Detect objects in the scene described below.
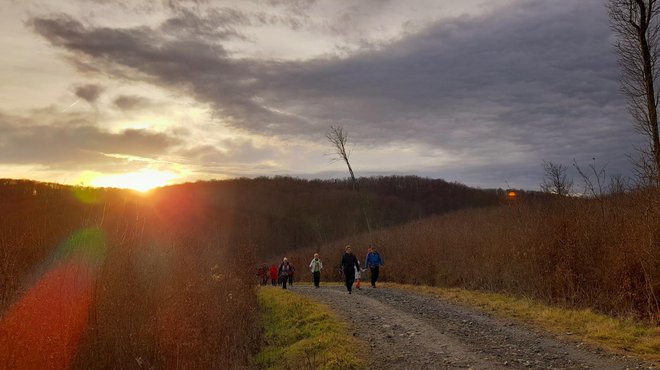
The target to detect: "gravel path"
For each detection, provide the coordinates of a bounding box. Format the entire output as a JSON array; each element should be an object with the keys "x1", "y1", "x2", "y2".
[{"x1": 290, "y1": 284, "x2": 656, "y2": 370}]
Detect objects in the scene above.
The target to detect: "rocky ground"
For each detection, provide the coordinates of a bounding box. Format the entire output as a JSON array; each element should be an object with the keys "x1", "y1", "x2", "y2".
[{"x1": 291, "y1": 284, "x2": 657, "y2": 370}]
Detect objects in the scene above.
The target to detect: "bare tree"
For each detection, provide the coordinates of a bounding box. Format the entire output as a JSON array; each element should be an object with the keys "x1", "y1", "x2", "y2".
[
  {"x1": 608, "y1": 0, "x2": 660, "y2": 182},
  {"x1": 573, "y1": 158, "x2": 609, "y2": 219},
  {"x1": 326, "y1": 125, "x2": 372, "y2": 233},
  {"x1": 540, "y1": 160, "x2": 573, "y2": 196},
  {"x1": 573, "y1": 158, "x2": 608, "y2": 198},
  {"x1": 608, "y1": 173, "x2": 630, "y2": 194},
  {"x1": 326, "y1": 125, "x2": 359, "y2": 190}
]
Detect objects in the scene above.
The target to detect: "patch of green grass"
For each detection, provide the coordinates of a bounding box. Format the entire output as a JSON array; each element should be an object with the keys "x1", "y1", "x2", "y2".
[
  {"x1": 253, "y1": 287, "x2": 366, "y2": 370},
  {"x1": 391, "y1": 283, "x2": 660, "y2": 361}
]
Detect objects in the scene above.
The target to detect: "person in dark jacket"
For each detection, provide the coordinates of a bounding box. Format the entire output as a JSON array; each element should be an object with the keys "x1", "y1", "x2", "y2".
[
  {"x1": 287, "y1": 263, "x2": 296, "y2": 286},
  {"x1": 257, "y1": 266, "x2": 266, "y2": 286},
  {"x1": 340, "y1": 245, "x2": 361, "y2": 294},
  {"x1": 278, "y1": 257, "x2": 292, "y2": 289},
  {"x1": 261, "y1": 264, "x2": 269, "y2": 286},
  {"x1": 365, "y1": 245, "x2": 384, "y2": 288}
]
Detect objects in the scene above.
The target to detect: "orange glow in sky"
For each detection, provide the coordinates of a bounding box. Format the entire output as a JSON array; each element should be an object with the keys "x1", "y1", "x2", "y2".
[{"x1": 90, "y1": 169, "x2": 178, "y2": 192}]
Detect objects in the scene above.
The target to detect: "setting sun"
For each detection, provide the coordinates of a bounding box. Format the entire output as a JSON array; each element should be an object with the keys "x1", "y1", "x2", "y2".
[{"x1": 90, "y1": 169, "x2": 177, "y2": 192}]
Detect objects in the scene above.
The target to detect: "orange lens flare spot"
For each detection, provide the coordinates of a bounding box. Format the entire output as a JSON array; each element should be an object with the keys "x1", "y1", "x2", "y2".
[
  {"x1": 0, "y1": 227, "x2": 106, "y2": 369},
  {"x1": 0, "y1": 261, "x2": 94, "y2": 370},
  {"x1": 507, "y1": 191, "x2": 517, "y2": 198}
]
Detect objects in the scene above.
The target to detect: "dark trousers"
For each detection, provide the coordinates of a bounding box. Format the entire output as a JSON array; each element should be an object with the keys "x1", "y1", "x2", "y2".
[
  {"x1": 280, "y1": 276, "x2": 287, "y2": 289},
  {"x1": 312, "y1": 271, "x2": 321, "y2": 287},
  {"x1": 288, "y1": 274, "x2": 293, "y2": 285},
  {"x1": 271, "y1": 278, "x2": 277, "y2": 286},
  {"x1": 344, "y1": 271, "x2": 355, "y2": 292},
  {"x1": 370, "y1": 266, "x2": 380, "y2": 287}
]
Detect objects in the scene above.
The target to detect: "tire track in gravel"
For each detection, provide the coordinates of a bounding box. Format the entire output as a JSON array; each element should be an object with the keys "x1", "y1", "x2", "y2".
[{"x1": 291, "y1": 285, "x2": 656, "y2": 370}]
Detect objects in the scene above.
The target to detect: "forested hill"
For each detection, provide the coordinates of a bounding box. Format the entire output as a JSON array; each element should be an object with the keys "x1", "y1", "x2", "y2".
[
  {"x1": 148, "y1": 176, "x2": 503, "y2": 256},
  {"x1": 0, "y1": 176, "x2": 505, "y2": 257}
]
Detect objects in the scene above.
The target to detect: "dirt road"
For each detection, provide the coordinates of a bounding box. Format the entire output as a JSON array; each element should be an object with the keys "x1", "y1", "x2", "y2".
[{"x1": 292, "y1": 285, "x2": 655, "y2": 370}]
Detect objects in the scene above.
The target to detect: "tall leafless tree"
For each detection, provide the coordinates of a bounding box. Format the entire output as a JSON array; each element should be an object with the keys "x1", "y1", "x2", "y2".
[
  {"x1": 326, "y1": 125, "x2": 359, "y2": 190},
  {"x1": 326, "y1": 125, "x2": 372, "y2": 233},
  {"x1": 540, "y1": 160, "x2": 573, "y2": 196},
  {"x1": 608, "y1": 0, "x2": 660, "y2": 183}
]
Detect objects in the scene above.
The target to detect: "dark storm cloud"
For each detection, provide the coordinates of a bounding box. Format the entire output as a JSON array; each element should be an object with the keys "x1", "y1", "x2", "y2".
[
  {"x1": 30, "y1": 14, "x2": 281, "y2": 128},
  {"x1": 113, "y1": 94, "x2": 153, "y2": 110},
  {"x1": 0, "y1": 110, "x2": 181, "y2": 167},
  {"x1": 30, "y1": 0, "x2": 644, "y2": 187},
  {"x1": 74, "y1": 83, "x2": 104, "y2": 103}
]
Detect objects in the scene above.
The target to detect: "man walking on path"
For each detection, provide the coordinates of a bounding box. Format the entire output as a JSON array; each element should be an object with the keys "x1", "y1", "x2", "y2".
[
  {"x1": 287, "y1": 263, "x2": 295, "y2": 286},
  {"x1": 365, "y1": 245, "x2": 384, "y2": 288},
  {"x1": 340, "y1": 245, "x2": 361, "y2": 294},
  {"x1": 309, "y1": 253, "x2": 323, "y2": 288}
]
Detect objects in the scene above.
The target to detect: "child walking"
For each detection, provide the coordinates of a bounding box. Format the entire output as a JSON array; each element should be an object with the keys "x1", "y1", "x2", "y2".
[{"x1": 355, "y1": 265, "x2": 363, "y2": 290}]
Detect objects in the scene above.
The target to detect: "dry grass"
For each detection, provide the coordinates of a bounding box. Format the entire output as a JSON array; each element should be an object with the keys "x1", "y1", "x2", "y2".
[
  {"x1": 254, "y1": 287, "x2": 366, "y2": 370},
  {"x1": 0, "y1": 183, "x2": 260, "y2": 368},
  {"x1": 292, "y1": 190, "x2": 660, "y2": 324},
  {"x1": 392, "y1": 283, "x2": 660, "y2": 360}
]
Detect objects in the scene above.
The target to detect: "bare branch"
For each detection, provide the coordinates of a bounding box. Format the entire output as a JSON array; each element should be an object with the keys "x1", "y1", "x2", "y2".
[{"x1": 540, "y1": 160, "x2": 574, "y2": 196}]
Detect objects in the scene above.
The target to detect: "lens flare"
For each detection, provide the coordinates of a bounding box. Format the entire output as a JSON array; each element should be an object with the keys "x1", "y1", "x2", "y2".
[
  {"x1": 72, "y1": 186, "x2": 103, "y2": 204},
  {"x1": 0, "y1": 227, "x2": 106, "y2": 370}
]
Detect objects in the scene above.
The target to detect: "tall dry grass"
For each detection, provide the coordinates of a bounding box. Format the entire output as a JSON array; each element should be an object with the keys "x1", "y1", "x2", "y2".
[
  {"x1": 0, "y1": 181, "x2": 260, "y2": 369},
  {"x1": 296, "y1": 190, "x2": 660, "y2": 321}
]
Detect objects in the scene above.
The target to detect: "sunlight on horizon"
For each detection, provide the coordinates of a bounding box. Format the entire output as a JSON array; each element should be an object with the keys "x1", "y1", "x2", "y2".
[{"x1": 90, "y1": 169, "x2": 178, "y2": 192}]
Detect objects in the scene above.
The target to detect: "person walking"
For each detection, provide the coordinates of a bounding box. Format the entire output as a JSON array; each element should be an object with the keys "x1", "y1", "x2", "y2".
[
  {"x1": 287, "y1": 263, "x2": 296, "y2": 286},
  {"x1": 269, "y1": 264, "x2": 278, "y2": 286},
  {"x1": 261, "y1": 264, "x2": 269, "y2": 286},
  {"x1": 278, "y1": 258, "x2": 292, "y2": 289},
  {"x1": 365, "y1": 245, "x2": 384, "y2": 288},
  {"x1": 308, "y1": 253, "x2": 323, "y2": 288},
  {"x1": 340, "y1": 245, "x2": 361, "y2": 294},
  {"x1": 355, "y1": 264, "x2": 363, "y2": 290}
]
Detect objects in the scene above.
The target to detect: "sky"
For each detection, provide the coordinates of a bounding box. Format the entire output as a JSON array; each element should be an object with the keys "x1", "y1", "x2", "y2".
[{"x1": 0, "y1": 0, "x2": 644, "y2": 190}]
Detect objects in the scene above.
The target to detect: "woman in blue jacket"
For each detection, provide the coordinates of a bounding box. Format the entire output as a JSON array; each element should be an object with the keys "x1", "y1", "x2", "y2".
[{"x1": 365, "y1": 245, "x2": 384, "y2": 288}]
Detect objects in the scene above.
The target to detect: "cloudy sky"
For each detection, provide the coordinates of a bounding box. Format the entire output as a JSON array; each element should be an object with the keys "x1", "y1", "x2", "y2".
[{"x1": 0, "y1": 0, "x2": 643, "y2": 190}]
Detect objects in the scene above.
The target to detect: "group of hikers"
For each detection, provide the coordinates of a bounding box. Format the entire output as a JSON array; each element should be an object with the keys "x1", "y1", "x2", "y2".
[
  {"x1": 257, "y1": 260, "x2": 296, "y2": 289},
  {"x1": 256, "y1": 244, "x2": 385, "y2": 294}
]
